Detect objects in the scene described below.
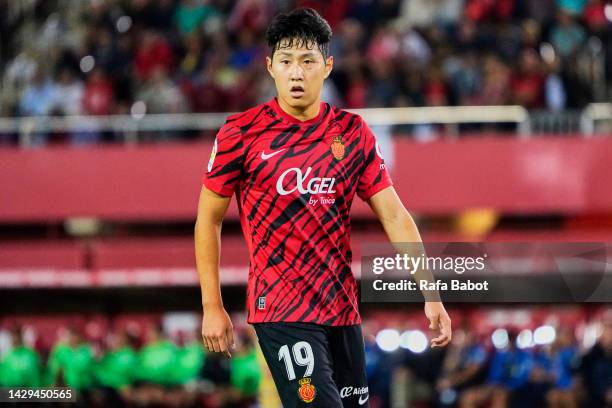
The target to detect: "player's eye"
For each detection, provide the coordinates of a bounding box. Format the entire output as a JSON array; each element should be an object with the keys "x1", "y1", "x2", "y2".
[
  {"x1": 281, "y1": 60, "x2": 290, "y2": 65},
  {"x1": 303, "y1": 60, "x2": 312, "y2": 64}
]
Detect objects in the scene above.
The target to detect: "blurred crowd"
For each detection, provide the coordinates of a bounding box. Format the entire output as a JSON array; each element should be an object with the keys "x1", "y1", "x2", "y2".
[
  {"x1": 0, "y1": 0, "x2": 611, "y2": 125},
  {"x1": 363, "y1": 315, "x2": 612, "y2": 408},
  {"x1": 1, "y1": 312, "x2": 611, "y2": 408},
  {"x1": 0, "y1": 323, "x2": 262, "y2": 408}
]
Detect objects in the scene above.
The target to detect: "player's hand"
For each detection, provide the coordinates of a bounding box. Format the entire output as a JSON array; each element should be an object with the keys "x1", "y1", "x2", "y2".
[
  {"x1": 202, "y1": 304, "x2": 234, "y2": 358},
  {"x1": 425, "y1": 301, "x2": 452, "y2": 348}
]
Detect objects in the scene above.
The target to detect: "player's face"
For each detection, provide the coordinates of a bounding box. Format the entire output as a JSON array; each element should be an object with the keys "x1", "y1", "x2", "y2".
[{"x1": 267, "y1": 39, "x2": 333, "y2": 114}]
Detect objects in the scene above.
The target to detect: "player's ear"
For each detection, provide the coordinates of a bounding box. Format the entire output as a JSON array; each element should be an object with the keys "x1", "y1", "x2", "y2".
[
  {"x1": 324, "y1": 55, "x2": 333, "y2": 79},
  {"x1": 266, "y1": 56, "x2": 275, "y2": 79}
]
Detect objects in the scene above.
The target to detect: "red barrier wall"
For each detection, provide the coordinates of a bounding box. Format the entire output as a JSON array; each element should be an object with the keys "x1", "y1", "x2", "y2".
[
  {"x1": 2, "y1": 136, "x2": 612, "y2": 222},
  {"x1": 394, "y1": 137, "x2": 612, "y2": 213}
]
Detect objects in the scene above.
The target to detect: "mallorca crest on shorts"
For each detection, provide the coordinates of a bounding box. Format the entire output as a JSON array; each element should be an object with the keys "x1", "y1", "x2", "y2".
[
  {"x1": 331, "y1": 135, "x2": 345, "y2": 160},
  {"x1": 297, "y1": 377, "x2": 316, "y2": 403}
]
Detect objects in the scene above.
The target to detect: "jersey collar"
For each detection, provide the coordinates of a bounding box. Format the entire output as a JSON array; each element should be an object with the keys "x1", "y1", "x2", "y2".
[{"x1": 271, "y1": 97, "x2": 326, "y2": 125}]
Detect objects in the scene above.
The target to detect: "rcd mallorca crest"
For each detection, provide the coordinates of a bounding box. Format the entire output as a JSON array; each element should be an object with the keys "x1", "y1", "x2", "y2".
[
  {"x1": 297, "y1": 377, "x2": 316, "y2": 403},
  {"x1": 330, "y1": 136, "x2": 345, "y2": 160}
]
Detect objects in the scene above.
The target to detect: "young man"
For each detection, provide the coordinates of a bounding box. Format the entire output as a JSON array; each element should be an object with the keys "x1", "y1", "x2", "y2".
[{"x1": 196, "y1": 8, "x2": 451, "y2": 407}]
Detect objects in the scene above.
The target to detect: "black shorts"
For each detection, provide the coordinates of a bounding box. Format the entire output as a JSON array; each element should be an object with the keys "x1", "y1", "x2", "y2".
[{"x1": 253, "y1": 322, "x2": 369, "y2": 408}]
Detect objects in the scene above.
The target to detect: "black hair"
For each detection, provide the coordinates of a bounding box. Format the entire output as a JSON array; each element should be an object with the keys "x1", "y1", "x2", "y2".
[{"x1": 265, "y1": 8, "x2": 332, "y2": 59}]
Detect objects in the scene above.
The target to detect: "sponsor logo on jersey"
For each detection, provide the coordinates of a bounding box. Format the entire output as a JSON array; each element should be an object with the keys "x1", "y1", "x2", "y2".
[
  {"x1": 331, "y1": 136, "x2": 345, "y2": 160},
  {"x1": 276, "y1": 167, "x2": 336, "y2": 196},
  {"x1": 257, "y1": 296, "x2": 266, "y2": 310},
  {"x1": 207, "y1": 138, "x2": 218, "y2": 172},
  {"x1": 297, "y1": 378, "x2": 316, "y2": 403}
]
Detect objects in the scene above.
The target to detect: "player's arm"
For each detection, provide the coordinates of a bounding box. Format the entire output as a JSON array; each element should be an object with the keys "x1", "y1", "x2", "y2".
[
  {"x1": 195, "y1": 185, "x2": 235, "y2": 357},
  {"x1": 367, "y1": 186, "x2": 452, "y2": 347}
]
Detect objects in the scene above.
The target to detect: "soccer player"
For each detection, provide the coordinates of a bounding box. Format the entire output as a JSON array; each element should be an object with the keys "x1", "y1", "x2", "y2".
[{"x1": 195, "y1": 8, "x2": 452, "y2": 407}]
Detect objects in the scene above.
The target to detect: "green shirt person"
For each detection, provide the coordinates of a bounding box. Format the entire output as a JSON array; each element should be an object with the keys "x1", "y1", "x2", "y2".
[
  {"x1": 230, "y1": 346, "x2": 261, "y2": 397},
  {"x1": 173, "y1": 339, "x2": 205, "y2": 385},
  {"x1": 136, "y1": 325, "x2": 179, "y2": 386},
  {"x1": 95, "y1": 331, "x2": 138, "y2": 390},
  {"x1": 0, "y1": 327, "x2": 41, "y2": 387},
  {"x1": 174, "y1": 1, "x2": 217, "y2": 35},
  {"x1": 46, "y1": 327, "x2": 95, "y2": 390}
]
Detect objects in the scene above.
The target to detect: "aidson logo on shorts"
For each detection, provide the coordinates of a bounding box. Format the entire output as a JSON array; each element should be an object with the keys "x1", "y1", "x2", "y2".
[{"x1": 340, "y1": 386, "x2": 369, "y2": 405}]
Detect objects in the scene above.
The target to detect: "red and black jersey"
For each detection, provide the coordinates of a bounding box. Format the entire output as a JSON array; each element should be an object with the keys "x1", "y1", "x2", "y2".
[{"x1": 202, "y1": 98, "x2": 392, "y2": 326}]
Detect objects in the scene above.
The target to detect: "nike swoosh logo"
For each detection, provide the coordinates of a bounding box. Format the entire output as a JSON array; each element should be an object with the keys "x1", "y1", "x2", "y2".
[
  {"x1": 261, "y1": 149, "x2": 286, "y2": 160},
  {"x1": 358, "y1": 394, "x2": 369, "y2": 405}
]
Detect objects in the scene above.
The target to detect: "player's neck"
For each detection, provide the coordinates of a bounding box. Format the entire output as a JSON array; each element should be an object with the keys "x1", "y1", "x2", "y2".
[{"x1": 277, "y1": 96, "x2": 321, "y2": 122}]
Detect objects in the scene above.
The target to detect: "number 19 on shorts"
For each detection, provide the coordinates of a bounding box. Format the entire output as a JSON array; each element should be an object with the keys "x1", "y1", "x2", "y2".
[{"x1": 278, "y1": 341, "x2": 314, "y2": 380}]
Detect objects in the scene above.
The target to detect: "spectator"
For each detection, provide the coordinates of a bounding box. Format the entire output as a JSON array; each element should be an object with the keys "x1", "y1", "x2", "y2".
[
  {"x1": 583, "y1": 0, "x2": 608, "y2": 34},
  {"x1": 178, "y1": 33, "x2": 206, "y2": 79},
  {"x1": 329, "y1": 18, "x2": 366, "y2": 60},
  {"x1": 510, "y1": 48, "x2": 545, "y2": 109},
  {"x1": 397, "y1": 0, "x2": 464, "y2": 28},
  {"x1": 465, "y1": 0, "x2": 516, "y2": 22},
  {"x1": 397, "y1": 27, "x2": 431, "y2": 69},
  {"x1": 344, "y1": 66, "x2": 369, "y2": 109},
  {"x1": 95, "y1": 330, "x2": 138, "y2": 392},
  {"x1": 174, "y1": 0, "x2": 218, "y2": 36},
  {"x1": 398, "y1": 66, "x2": 426, "y2": 107},
  {"x1": 437, "y1": 329, "x2": 488, "y2": 407},
  {"x1": 544, "y1": 54, "x2": 567, "y2": 111},
  {"x1": 424, "y1": 65, "x2": 450, "y2": 106},
  {"x1": 366, "y1": 60, "x2": 398, "y2": 107},
  {"x1": 135, "y1": 324, "x2": 179, "y2": 386},
  {"x1": 229, "y1": 29, "x2": 264, "y2": 70},
  {"x1": 297, "y1": 0, "x2": 351, "y2": 29},
  {"x1": 546, "y1": 327, "x2": 579, "y2": 408},
  {"x1": 47, "y1": 326, "x2": 96, "y2": 394},
  {"x1": 550, "y1": 9, "x2": 586, "y2": 59},
  {"x1": 227, "y1": 0, "x2": 272, "y2": 33},
  {"x1": 0, "y1": 326, "x2": 41, "y2": 387},
  {"x1": 19, "y1": 68, "x2": 57, "y2": 116},
  {"x1": 581, "y1": 316, "x2": 612, "y2": 407},
  {"x1": 460, "y1": 330, "x2": 533, "y2": 408},
  {"x1": 134, "y1": 30, "x2": 175, "y2": 82},
  {"x1": 189, "y1": 65, "x2": 230, "y2": 113},
  {"x1": 82, "y1": 68, "x2": 115, "y2": 116},
  {"x1": 477, "y1": 54, "x2": 511, "y2": 106},
  {"x1": 363, "y1": 322, "x2": 393, "y2": 407},
  {"x1": 173, "y1": 328, "x2": 206, "y2": 385},
  {"x1": 94, "y1": 330, "x2": 139, "y2": 407},
  {"x1": 3, "y1": 49, "x2": 38, "y2": 105},
  {"x1": 446, "y1": 51, "x2": 481, "y2": 106},
  {"x1": 523, "y1": 0, "x2": 557, "y2": 23},
  {"x1": 52, "y1": 67, "x2": 84, "y2": 116},
  {"x1": 367, "y1": 25, "x2": 401, "y2": 64},
  {"x1": 557, "y1": 0, "x2": 588, "y2": 15},
  {"x1": 136, "y1": 67, "x2": 188, "y2": 114},
  {"x1": 229, "y1": 328, "x2": 261, "y2": 404}
]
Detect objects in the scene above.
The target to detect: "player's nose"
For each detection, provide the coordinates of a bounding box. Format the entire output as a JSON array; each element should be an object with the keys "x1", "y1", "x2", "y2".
[{"x1": 289, "y1": 64, "x2": 305, "y2": 80}]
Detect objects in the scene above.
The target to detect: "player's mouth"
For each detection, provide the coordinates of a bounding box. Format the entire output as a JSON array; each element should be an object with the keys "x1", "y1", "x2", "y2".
[{"x1": 289, "y1": 85, "x2": 305, "y2": 98}]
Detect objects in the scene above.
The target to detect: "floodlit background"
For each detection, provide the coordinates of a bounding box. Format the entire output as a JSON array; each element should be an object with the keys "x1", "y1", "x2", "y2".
[{"x1": 1, "y1": 0, "x2": 612, "y2": 407}]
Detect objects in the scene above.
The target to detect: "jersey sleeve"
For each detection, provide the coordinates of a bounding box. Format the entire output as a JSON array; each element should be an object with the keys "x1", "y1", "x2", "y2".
[
  {"x1": 357, "y1": 120, "x2": 393, "y2": 201},
  {"x1": 202, "y1": 123, "x2": 244, "y2": 197}
]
